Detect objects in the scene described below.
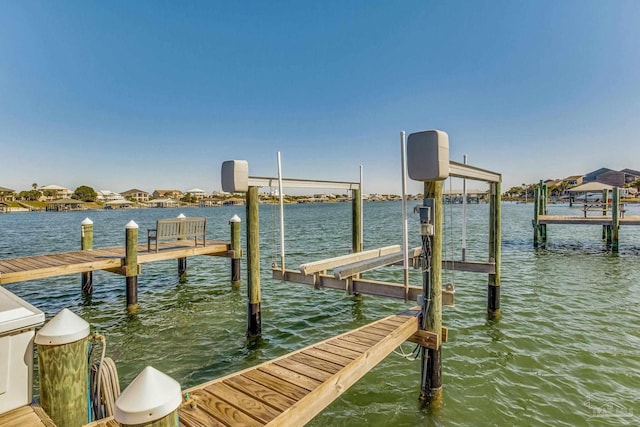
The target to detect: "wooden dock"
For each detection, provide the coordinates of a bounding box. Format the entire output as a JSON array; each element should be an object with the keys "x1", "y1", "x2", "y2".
[
  {"x1": 537, "y1": 215, "x2": 640, "y2": 225},
  {"x1": 0, "y1": 240, "x2": 230, "y2": 285},
  {"x1": 85, "y1": 310, "x2": 426, "y2": 427},
  {"x1": 0, "y1": 404, "x2": 56, "y2": 427},
  {"x1": 532, "y1": 181, "x2": 640, "y2": 251}
]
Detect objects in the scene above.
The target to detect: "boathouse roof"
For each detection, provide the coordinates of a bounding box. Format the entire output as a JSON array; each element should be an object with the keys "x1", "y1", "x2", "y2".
[{"x1": 567, "y1": 182, "x2": 613, "y2": 192}]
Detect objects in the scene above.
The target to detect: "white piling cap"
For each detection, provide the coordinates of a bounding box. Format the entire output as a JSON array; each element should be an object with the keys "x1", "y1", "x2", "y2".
[
  {"x1": 177, "y1": 213, "x2": 186, "y2": 219},
  {"x1": 229, "y1": 214, "x2": 241, "y2": 223},
  {"x1": 126, "y1": 220, "x2": 139, "y2": 229},
  {"x1": 115, "y1": 366, "x2": 182, "y2": 425},
  {"x1": 81, "y1": 217, "x2": 93, "y2": 225},
  {"x1": 35, "y1": 308, "x2": 90, "y2": 346}
]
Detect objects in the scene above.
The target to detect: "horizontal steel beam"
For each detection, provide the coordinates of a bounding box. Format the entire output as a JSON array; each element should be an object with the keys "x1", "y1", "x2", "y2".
[
  {"x1": 248, "y1": 176, "x2": 360, "y2": 190},
  {"x1": 448, "y1": 161, "x2": 501, "y2": 183}
]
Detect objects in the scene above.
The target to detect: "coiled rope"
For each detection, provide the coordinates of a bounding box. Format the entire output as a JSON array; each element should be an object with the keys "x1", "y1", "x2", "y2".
[{"x1": 88, "y1": 334, "x2": 121, "y2": 420}]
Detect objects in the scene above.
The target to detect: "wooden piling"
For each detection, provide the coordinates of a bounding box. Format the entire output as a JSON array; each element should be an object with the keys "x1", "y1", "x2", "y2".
[
  {"x1": 125, "y1": 221, "x2": 139, "y2": 311},
  {"x1": 37, "y1": 339, "x2": 88, "y2": 426},
  {"x1": 246, "y1": 186, "x2": 261, "y2": 337},
  {"x1": 488, "y1": 182, "x2": 501, "y2": 319},
  {"x1": 35, "y1": 309, "x2": 90, "y2": 427},
  {"x1": 81, "y1": 218, "x2": 94, "y2": 295},
  {"x1": 352, "y1": 188, "x2": 362, "y2": 253},
  {"x1": 230, "y1": 215, "x2": 242, "y2": 287},
  {"x1": 611, "y1": 187, "x2": 620, "y2": 252},
  {"x1": 533, "y1": 187, "x2": 541, "y2": 248},
  {"x1": 177, "y1": 214, "x2": 188, "y2": 280},
  {"x1": 602, "y1": 188, "x2": 609, "y2": 239},
  {"x1": 419, "y1": 181, "x2": 442, "y2": 404},
  {"x1": 541, "y1": 182, "x2": 547, "y2": 243}
]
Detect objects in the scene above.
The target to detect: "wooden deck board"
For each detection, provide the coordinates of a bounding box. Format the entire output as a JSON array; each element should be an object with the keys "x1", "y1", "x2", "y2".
[
  {"x1": 0, "y1": 405, "x2": 55, "y2": 427},
  {"x1": 204, "y1": 382, "x2": 281, "y2": 424},
  {"x1": 0, "y1": 239, "x2": 230, "y2": 285},
  {"x1": 538, "y1": 215, "x2": 640, "y2": 225},
  {"x1": 84, "y1": 314, "x2": 421, "y2": 427},
  {"x1": 178, "y1": 313, "x2": 420, "y2": 427}
]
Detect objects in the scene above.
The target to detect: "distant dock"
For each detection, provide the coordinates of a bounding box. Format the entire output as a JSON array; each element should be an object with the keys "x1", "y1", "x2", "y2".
[{"x1": 532, "y1": 181, "x2": 640, "y2": 251}]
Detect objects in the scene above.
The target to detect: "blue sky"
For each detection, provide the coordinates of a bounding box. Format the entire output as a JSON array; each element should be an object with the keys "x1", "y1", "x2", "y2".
[{"x1": 2, "y1": 1, "x2": 639, "y2": 195}]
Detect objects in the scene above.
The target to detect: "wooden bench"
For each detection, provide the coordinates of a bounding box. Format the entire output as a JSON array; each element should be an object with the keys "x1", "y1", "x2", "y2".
[
  {"x1": 147, "y1": 217, "x2": 207, "y2": 252},
  {"x1": 582, "y1": 203, "x2": 626, "y2": 218}
]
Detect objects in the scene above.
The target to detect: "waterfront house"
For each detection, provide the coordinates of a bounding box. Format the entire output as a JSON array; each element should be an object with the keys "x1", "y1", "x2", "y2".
[
  {"x1": 0, "y1": 186, "x2": 15, "y2": 202},
  {"x1": 152, "y1": 189, "x2": 183, "y2": 200},
  {"x1": 96, "y1": 190, "x2": 126, "y2": 203},
  {"x1": 583, "y1": 167, "x2": 640, "y2": 188},
  {"x1": 40, "y1": 184, "x2": 73, "y2": 201},
  {"x1": 186, "y1": 188, "x2": 207, "y2": 199},
  {"x1": 120, "y1": 189, "x2": 150, "y2": 203},
  {"x1": 562, "y1": 175, "x2": 584, "y2": 187}
]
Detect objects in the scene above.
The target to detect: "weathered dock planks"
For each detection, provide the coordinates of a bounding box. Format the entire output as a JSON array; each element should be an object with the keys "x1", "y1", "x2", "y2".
[
  {"x1": 0, "y1": 240, "x2": 230, "y2": 285},
  {"x1": 0, "y1": 404, "x2": 56, "y2": 427},
  {"x1": 537, "y1": 215, "x2": 640, "y2": 225},
  {"x1": 84, "y1": 312, "x2": 420, "y2": 427}
]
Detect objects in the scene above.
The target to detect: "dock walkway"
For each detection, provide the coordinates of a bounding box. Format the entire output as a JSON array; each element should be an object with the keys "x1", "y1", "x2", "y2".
[
  {"x1": 537, "y1": 215, "x2": 640, "y2": 225},
  {"x1": 0, "y1": 404, "x2": 55, "y2": 427},
  {"x1": 85, "y1": 310, "x2": 421, "y2": 427},
  {"x1": 0, "y1": 240, "x2": 230, "y2": 285}
]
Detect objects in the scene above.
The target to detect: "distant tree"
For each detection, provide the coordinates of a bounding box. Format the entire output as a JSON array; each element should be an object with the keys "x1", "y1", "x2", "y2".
[
  {"x1": 32, "y1": 182, "x2": 38, "y2": 191},
  {"x1": 18, "y1": 190, "x2": 41, "y2": 201},
  {"x1": 42, "y1": 189, "x2": 57, "y2": 199},
  {"x1": 180, "y1": 194, "x2": 197, "y2": 204},
  {"x1": 72, "y1": 185, "x2": 97, "y2": 202},
  {"x1": 626, "y1": 178, "x2": 640, "y2": 191}
]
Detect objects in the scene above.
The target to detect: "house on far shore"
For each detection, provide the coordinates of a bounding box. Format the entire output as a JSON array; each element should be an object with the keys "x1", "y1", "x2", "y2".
[
  {"x1": 153, "y1": 189, "x2": 183, "y2": 200},
  {"x1": 40, "y1": 184, "x2": 73, "y2": 201},
  {"x1": 583, "y1": 168, "x2": 640, "y2": 187},
  {"x1": 96, "y1": 190, "x2": 125, "y2": 203},
  {"x1": 186, "y1": 188, "x2": 207, "y2": 199},
  {"x1": 120, "y1": 189, "x2": 150, "y2": 203},
  {"x1": 562, "y1": 175, "x2": 584, "y2": 187},
  {"x1": 0, "y1": 186, "x2": 15, "y2": 202}
]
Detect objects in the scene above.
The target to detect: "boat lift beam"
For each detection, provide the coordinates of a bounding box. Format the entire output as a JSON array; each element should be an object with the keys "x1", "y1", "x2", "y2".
[{"x1": 449, "y1": 161, "x2": 501, "y2": 183}]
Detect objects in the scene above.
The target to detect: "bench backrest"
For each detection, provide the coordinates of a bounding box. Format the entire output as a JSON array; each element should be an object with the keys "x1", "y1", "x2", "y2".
[{"x1": 156, "y1": 217, "x2": 206, "y2": 239}]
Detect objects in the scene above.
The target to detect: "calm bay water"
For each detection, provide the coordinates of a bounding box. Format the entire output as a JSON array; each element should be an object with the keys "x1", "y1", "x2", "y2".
[{"x1": 1, "y1": 201, "x2": 639, "y2": 426}]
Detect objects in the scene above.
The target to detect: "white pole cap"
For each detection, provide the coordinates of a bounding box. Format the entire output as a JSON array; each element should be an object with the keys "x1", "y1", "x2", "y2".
[
  {"x1": 81, "y1": 217, "x2": 93, "y2": 225},
  {"x1": 229, "y1": 214, "x2": 241, "y2": 223},
  {"x1": 126, "y1": 220, "x2": 139, "y2": 229},
  {"x1": 114, "y1": 366, "x2": 182, "y2": 425},
  {"x1": 177, "y1": 213, "x2": 186, "y2": 219},
  {"x1": 35, "y1": 308, "x2": 90, "y2": 346}
]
